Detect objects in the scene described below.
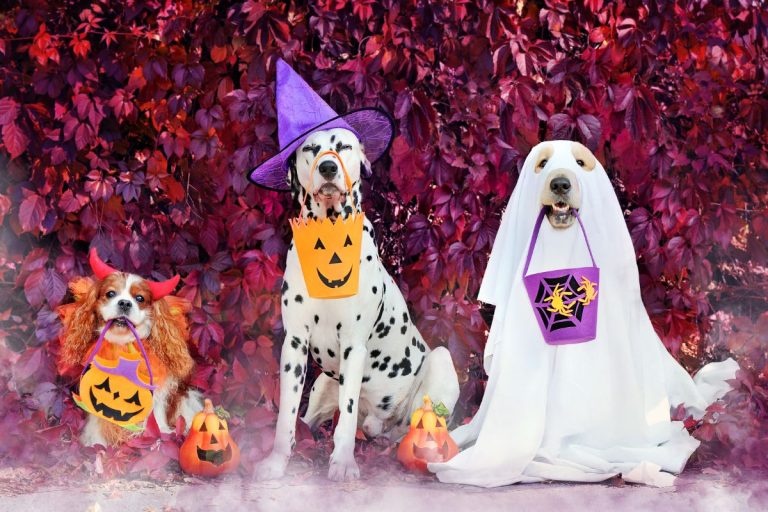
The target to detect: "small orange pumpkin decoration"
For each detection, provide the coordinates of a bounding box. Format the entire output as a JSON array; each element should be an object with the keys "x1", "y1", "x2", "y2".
[
  {"x1": 180, "y1": 399, "x2": 240, "y2": 477},
  {"x1": 397, "y1": 395, "x2": 459, "y2": 473}
]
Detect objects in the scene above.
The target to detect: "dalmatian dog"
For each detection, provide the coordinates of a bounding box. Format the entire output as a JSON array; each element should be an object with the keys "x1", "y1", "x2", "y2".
[{"x1": 256, "y1": 127, "x2": 460, "y2": 482}]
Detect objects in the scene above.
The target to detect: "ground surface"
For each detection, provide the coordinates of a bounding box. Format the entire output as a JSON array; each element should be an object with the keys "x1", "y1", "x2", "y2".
[{"x1": 1, "y1": 462, "x2": 766, "y2": 512}]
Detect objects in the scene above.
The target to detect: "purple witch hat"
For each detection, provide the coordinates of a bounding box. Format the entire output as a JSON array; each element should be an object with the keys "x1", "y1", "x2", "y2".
[{"x1": 248, "y1": 58, "x2": 394, "y2": 190}]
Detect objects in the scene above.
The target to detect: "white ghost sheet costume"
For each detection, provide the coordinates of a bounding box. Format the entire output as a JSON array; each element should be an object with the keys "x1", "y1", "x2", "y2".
[{"x1": 429, "y1": 140, "x2": 738, "y2": 487}]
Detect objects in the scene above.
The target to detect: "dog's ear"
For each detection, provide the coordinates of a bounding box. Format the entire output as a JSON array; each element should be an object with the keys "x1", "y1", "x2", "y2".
[
  {"x1": 148, "y1": 297, "x2": 194, "y2": 379},
  {"x1": 58, "y1": 276, "x2": 99, "y2": 373},
  {"x1": 287, "y1": 153, "x2": 301, "y2": 205},
  {"x1": 358, "y1": 144, "x2": 371, "y2": 178}
]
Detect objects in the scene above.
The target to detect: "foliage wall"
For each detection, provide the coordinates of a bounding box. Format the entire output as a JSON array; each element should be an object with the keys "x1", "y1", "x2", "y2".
[{"x1": 0, "y1": 0, "x2": 766, "y2": 478}]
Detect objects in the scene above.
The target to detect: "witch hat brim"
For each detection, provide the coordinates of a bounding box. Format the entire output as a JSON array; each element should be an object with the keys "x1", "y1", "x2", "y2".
[{"x1": 247, "y1": 60, "x2": 395, "y2": 191}]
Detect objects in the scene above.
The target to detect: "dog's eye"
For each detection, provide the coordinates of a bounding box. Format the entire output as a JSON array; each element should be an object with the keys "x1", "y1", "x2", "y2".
[
  {"x1": 339, "y1": 144, "x2": 352, "y2": 151},
  {"x1": 538, "y1": 159, "x2": 548, "y2": 168},
  {"x1": 135, "y1": 295, "x2": 144, "y2": 303},
  {"x1": 302, "y1": 145, "x2": 319, "y2": 153},
  {"x1": 576, "y1": 159, "x2": 585, "y2": 166},
  {"x1": 125, "y1": 391, "x2": 141, "y2": 406},
  {"x1": 106, "y1": 291, "x2": 116, "y2": 299}
]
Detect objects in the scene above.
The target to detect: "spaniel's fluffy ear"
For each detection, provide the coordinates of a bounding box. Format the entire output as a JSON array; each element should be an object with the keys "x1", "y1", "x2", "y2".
[
  {"x1": 148, "y1": 296, "x2": 194, "y2": 379},
  {"x1": 58, "y1": 276, "x2": 99, "y2": 374}
]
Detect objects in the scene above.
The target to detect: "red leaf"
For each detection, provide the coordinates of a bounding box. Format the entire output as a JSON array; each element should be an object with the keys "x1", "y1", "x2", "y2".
[
  {"x1": 0, "y1": 97, "x2": 19, "y2": 125},
  {"x1": 2, "y1": 121, "x2": 29, "y2": 159},
  {"x1": 19, "y1": 193, "x2": 46, "y2": 232}
]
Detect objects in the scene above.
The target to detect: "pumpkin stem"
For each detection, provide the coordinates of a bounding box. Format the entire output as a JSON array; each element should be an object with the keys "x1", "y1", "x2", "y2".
[
  {"x1": 203, "y1": 398, "x2": 214, "y2": 414},
  {"x1": 422, "y1": 395, "x2": 433, "y2": 411}
]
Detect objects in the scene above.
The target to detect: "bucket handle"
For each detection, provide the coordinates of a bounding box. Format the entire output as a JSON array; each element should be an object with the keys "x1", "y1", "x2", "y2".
[
  {"x1": 522, "y1": 207, "x2": 597, "y2": 277},
  {"x1": 298, "y1": 150, "x2": 354, "y2": 219},
  {"x1": 81, "y1": 318, "x2": 155, "y2": 387}
]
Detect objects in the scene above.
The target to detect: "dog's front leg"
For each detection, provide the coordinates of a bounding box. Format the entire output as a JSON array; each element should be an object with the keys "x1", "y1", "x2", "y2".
[
  {"x1": 328, "y1": 341, "x2": 365, "y2": 481},
  {"x1": 255, "y1": 333, "x2": 308, "y2": 480}
]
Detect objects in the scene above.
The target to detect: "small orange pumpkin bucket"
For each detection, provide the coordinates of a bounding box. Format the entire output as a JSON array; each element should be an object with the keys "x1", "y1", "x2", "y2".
[
  {"x1": 397, "y1": 395, "x2": 459, "y2": 473},
  {"x1": 73, "y1": 319, "x2": 155, "y2": 431},
  {"x1": 290, "y1": 150, "x2": 364, "y2": 299}
]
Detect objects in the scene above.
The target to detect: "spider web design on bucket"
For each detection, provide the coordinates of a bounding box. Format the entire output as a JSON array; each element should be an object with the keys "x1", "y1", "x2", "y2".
[{"x1": 532, "y1": 274, "x2": 598, "y2": 332}]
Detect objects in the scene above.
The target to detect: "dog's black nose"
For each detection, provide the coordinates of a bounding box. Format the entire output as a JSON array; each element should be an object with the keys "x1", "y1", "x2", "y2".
[
  {"x1": 117, "y1": 299, "x2": 132, "y2": 310},
  {"x1": 550, "y1": 177, "x2": 571, "y2": 194},
  {"x1": 318, "y1": 160, "x2": 338, "y2": 180}
]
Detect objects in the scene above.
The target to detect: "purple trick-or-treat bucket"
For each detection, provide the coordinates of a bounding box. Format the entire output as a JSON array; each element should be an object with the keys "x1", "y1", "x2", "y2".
[{"x1": 522, "y1": 208, "x2": 600, "y2": 345}]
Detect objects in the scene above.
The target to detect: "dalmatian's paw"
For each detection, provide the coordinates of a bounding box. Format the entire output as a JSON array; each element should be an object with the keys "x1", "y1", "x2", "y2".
[
  {"x1": 254, "y1": 452, "x2": 289, "y2": 481},
  {"x1": 328, "y1": 453, "x2": 360, "y2": 481}
]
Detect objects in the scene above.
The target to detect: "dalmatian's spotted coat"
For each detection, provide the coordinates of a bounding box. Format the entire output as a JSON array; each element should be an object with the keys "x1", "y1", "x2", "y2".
[{"x1": 256, "y1": 128, "x2": 460, "y2": 482}]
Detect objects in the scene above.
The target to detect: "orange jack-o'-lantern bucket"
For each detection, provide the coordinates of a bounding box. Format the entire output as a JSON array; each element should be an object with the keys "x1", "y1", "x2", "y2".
[
  {"x1": 290, "y1": 150, "x2": 364, "y2": 299},
  {"x1": 73, "y1": 319, "x2": 155, "y2": 431}
]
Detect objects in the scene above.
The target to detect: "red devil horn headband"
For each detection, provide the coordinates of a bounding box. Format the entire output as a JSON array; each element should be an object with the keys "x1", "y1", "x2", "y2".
[{"x1": 89, "y1": 248, "x2": 180, "y2": 300}]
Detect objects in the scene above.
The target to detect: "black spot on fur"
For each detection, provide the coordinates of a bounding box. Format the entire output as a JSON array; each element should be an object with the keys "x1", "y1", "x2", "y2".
[
  {"x1": 324, "y1": 371, "x2": 335, "y2": 378},
  {"x1": 400, "y1": 325, "x2": 407, "y2": 335},
  {"x1": 284, "y1": 363, "x2": 291, "y2": 372},
  {"x1": 372, "y1": 361, "x2": 379, "y2": 369},
  {"x1": 314, "y1": 314, "x2": 319, "y2": 324},
  {"x1": 290, "y1": 337, "x2": 301, "y2": 349},
  {"x1": 283, "y1": 299, "x2": 288, "y2": 306},
  {"x1": 362, "y1": 376, "x2": 371, "y2": 383},
  {"x1": 294, "y1": 364, "x2": 302, "y2": 378},
  {"x1": 398, "y1": 357, "x2": 412, "y2": 376},
  {"x1": 411, "y1": 337, "x2": 417, "y2": 347},
  {"x1": 313, "y1": 346, "x2": 319, "y2": 354},
  {"x1": 414, "y1": 355, "x2": 426, "y2": 376},
  {"x1": 339, "y1": 374, "x2": 344, "y2": 385},
  {"x1": 293, "y1": 385, "x2": 298, "y2": 392},
  {"x1": 336, "y1": 322, "x2": 342, "y2": 330},
  {"x1": 372, "y1": 286, "x2": 378, "y2": 294},
  {"x1": 302, "y1": 345, "x2": 308, "y2": 355},
  {"x1": 330, "y1": 135, "x2": 335, "y2": 143},
  {"x1": 343, "y1": 347, "x2": 352, "y2": 359},
  {"x1": 403, "y1": 313, "x2": 409, "y2": 323},
  {"x1": 370, "y1": 349, "x2": 381, "y2": 358},
  {"x1": 357, "y1": 314, "x2": 361, "y2": 321},
  {"x1": 327, "y1": 348, "x2": 335, "y2": 358},
  {"x1": 292, "y1": 407, "x2": 296, "y2": 413},
  {"x1": 295, "y1": 294, "x2": 303, "y2": 303},
  {"x1": 378, "y1": 397, "x2": 392, "y2": 411},
  {"x1": 389, "y1": 317, "x2": 395, "y2": 325},
  {"x1": 376, "y1": 322, "x2": 385, "y2": 333},
  {"x1": 405, "y1": 347, "x2": 410, "y2": 357},
  {"x1": 281, "y1": 281, "x2": 289, "y2": 295},
  {"x1": 347, "y1": 399, "x2": 354, "y2": 413},
  {"x1": 418, "y1": 342, "x2": 426, "y2": 352},
  {"x1": 378, "y1": 325, "x2": 391, "y2": 338},
  {"x1": 366, "y1": 255, "x2": 372, "y2": 261}
]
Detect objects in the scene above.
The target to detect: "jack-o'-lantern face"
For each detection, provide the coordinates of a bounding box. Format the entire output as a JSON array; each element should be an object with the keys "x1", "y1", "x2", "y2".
[
  {"x1": 180, "y1": 399, "x2": 240, "y2": 477},
  {"x1": 290, "y1": 213, "x2": 364, "y2": 299},
  {"x1": 76, "y1": 354, "x2": 154, "y2": 429},
  {"x1": 397, "y1": 396, "x2": 459, "y2": 473}
]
